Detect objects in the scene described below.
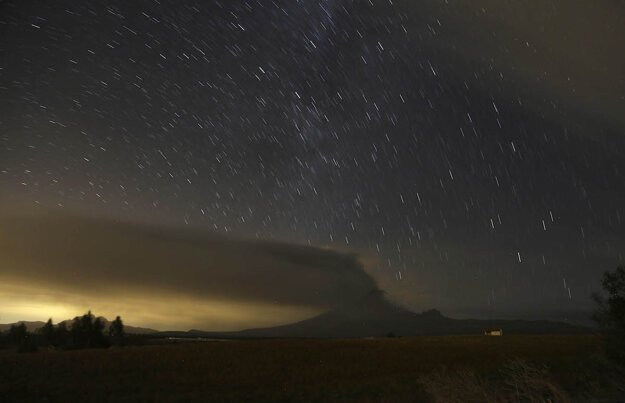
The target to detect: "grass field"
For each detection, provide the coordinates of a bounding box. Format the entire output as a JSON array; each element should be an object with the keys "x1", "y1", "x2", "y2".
[{"x1": 1, "y1": 335, "x2": 623, "y2": 402}]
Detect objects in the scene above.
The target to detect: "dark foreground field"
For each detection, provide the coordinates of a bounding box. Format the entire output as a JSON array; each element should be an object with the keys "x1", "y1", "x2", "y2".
[{"x1": 1, "y1": 335, "x2": 624, "y2": 402}]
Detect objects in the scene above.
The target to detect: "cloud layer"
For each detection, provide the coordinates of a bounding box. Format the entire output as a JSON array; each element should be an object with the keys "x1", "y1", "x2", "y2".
[{"x1": 0, "y1": 213, "x2": 377, "y2": 330}]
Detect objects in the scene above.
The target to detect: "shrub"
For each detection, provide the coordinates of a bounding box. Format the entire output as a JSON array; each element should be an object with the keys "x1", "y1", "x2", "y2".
[{"x1": 420, "y1": 359, "x2": 569, "y2": 402}]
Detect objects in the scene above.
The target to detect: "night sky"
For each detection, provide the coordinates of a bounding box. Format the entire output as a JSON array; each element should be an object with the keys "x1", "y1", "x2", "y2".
[{"x1": 1, "y1": 0, "x2": 625, "y2": 329}]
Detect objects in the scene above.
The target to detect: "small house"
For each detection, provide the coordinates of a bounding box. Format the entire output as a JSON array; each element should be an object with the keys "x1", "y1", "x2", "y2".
[{"x1": 484, "y1": 328, "x2": 503, "y2": 336}]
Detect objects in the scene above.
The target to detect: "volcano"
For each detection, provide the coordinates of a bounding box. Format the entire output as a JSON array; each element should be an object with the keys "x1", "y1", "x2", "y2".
[{"x1": 161, "y1": 290, "x2": 591, "y2": 338}]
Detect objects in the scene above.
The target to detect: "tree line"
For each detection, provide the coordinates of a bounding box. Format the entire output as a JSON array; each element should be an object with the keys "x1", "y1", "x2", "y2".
[{"x1": 0, "y1": 311, "x2": 126, "y2": 352}]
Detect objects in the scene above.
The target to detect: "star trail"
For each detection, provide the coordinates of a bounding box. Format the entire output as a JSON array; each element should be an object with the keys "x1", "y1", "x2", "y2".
[{"x1": 1, "y1": 0, "x2": 624, "y2": 326}]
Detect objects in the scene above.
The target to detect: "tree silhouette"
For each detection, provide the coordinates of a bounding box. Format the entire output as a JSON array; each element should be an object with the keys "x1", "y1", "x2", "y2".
[
  {"x1": 70, "y1": 312, "x2": 89, "y2": 347},
  {"x1": 109, "y1": 316, "x2": 125, "y2": 345},
  {"x1": 94, "y1": 316, "x2": 108, "y2": 346},
  {"x1": 39, "y1": 318, "x2": 55, "y2": 345},
  {"x1": 592, "y1": 266, "x2": 625, "y2": 364},
  {"x1": 55, "y1": 321, "x2": 70, "y2": 347},
  {"x1": 8, "y1": 323, "x2": 36, "y2": 352},
  {"x1": 70, "y1": 311, "x2": 109, "y2": 348},
  {"x1": 0, "y1": 311, "x2": 133, "y2": 351},
  {"x1": 8, "y1": 323, "x2": 27, "y2": 345}
]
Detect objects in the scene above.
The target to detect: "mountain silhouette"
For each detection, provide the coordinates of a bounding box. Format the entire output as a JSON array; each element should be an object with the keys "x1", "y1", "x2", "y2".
[{"x1": 159, "y1": 289, "x2": 591, "y2": 338}]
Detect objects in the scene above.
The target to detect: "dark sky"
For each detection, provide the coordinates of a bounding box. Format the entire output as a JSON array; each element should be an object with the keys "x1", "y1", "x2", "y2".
[{"x1": 1, "y1": 0, "x2": 625, "y2": 327}]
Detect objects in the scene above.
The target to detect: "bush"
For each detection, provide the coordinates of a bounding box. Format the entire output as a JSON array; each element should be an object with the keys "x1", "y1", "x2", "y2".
[{"x1": 420, "y1": 359, "x2": 569, "y2": 402}]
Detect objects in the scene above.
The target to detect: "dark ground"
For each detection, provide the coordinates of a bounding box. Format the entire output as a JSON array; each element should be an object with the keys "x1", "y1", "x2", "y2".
[{"x1": 1, "y1": 335, "x2": 624, "y2": 402}]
